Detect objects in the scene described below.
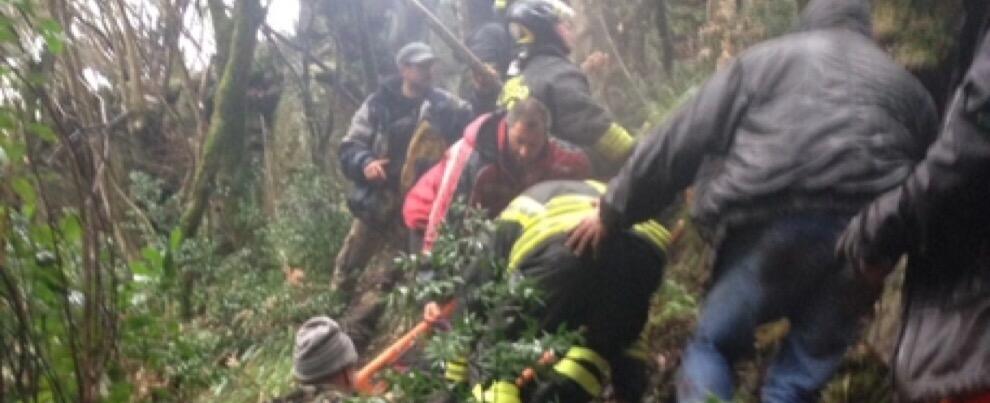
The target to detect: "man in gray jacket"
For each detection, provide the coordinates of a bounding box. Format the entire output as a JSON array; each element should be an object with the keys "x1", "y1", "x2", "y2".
[
  {"x1": 567, "y1": 0, "x2": 938, "y2": 401},
  {"x1": 335, "y1": 42, "x2": 471, "y2": 351}
]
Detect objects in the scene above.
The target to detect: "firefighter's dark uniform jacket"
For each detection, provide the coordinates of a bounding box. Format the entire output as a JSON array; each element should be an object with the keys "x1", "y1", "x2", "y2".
[
  {"x1": 839, "y1": 22, "x2": 990, "y2": 402},
  {"x1": 499, "y1": 43, "x2": 635, "y2": 175},
  {"x1": 599, "y1": 0, "x2": 938, "y2": 242},
  {"x1": 460, "y1": 180, "x2": 669, "y2": 402}
]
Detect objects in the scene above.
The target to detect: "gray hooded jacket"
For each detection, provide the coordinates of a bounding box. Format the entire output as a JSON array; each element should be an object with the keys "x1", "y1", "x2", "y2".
[{"x1": 600, "y1": 0, "x2": 938, "y2": 239}]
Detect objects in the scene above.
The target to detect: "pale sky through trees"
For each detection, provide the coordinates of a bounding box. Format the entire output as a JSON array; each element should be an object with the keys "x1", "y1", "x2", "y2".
[
  {"x1": 265, "y1": 0, "x2": 299, "y2": 35},
  {"x1": 178, "y1": 0, "x2": 299, "y2": 71},
  {"x1": 71, "y1": 0, "x2": 300, "y2": 91}
]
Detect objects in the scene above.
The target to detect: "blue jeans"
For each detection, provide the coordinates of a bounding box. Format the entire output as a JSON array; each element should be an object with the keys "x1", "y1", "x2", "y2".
[{"x1": 677, "y1": 214, "x2": 880, "y2": 403}]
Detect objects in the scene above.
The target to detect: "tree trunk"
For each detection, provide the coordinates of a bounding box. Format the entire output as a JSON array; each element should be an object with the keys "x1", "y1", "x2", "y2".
[
  {"x1": 353, "y1": 1, "x2": 379, "y2": 94},
  {"x1": 177, "y1": 0, "x2": 265, "y2": 320},
  {"x1": 179, "y1": 0, "x2": 266, "y2": 239},
  {"x1": 114, "y1": 0, "x2": 146, "y2": 118},
  {"x1": 656, "y1": 0, "x2": 675, "y2": 73},
  {"x1": 208, "y1": 0, "x2": 234, "y2": 68}
]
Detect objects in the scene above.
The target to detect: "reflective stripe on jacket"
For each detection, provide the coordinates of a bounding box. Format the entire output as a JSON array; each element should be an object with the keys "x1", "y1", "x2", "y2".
[{"x1": 497, "y1": 180, "x2": 670, "y2": 272}]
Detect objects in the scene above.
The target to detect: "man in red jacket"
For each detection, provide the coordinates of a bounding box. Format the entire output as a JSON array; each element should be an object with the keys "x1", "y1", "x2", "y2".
[{"x1": 404, "y1": 97, "x2": 591, "y2": 252}]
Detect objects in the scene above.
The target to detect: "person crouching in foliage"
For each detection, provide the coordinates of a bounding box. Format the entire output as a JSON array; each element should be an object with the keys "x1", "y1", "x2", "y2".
[
  {"x1": 335, "y1": 42, "x2": 472, "y2": 351},
  {"x1": 566, "y1": 0, "x2": 938, "y2": 401},
  {"x1": 269, "y1": 317, "x2": 358, "y2": 403},
  {"x1": 445, "y1": 180, "x2": 670, "y2": 403},
  {"x1": 403, "y1": 96, "x2": 591, "y2": 253}
]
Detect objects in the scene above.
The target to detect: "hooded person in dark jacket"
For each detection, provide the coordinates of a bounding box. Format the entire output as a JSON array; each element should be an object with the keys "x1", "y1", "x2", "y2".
[
  {"x1": 498, "y1": 0, "x2": 636, "y2": 176},
  {"x1": 463, "y1": 0, "x2": 515, "y2": 114},
  {"x1": 566, "y1": 0, "x2": 938, "y2": 401},
  {"x1": 837, "y1": 10, "x2": 990, "y2": 403}
]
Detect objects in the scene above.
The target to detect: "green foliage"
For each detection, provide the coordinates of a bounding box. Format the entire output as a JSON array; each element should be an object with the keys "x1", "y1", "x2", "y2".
[
  {"x1": 1, "y1": 0, "x2": 932, "y2": 400},
  {"x1": 266, "y1": 165, "x2": 351, "y2": 274},
  {"x1": 390, "y1": 201, "x2": 493, "y2": 309},
  {"x1": 2, "y1": 203, "x2": 86, "y2": 401},
  {"x1": 874, "y1": 0, "x2": 961, "y2": 69},
  {"x1": 0, "y1": 5, "x2": 105, "y2": 401},
  {"x1": 127, "y1": 171, "x2": 182, "y2": 233},
  {"x1": 114, "y1": 163, "x2": 353, "y2": 402},
  {"x1": 374, "y1": 205, "x2": 583, "y2": 401}
]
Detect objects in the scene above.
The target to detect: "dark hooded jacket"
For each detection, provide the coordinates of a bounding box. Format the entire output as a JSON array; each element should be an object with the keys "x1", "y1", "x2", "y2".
[
  {"x1": 599, "y1": 0, "x2": 938, "y2": 241},
  {"x1": 499, "y1": 41, "x2": 636, "y2": 175},
  {"x1": 465, "y1": 20, "x2": 514, "y2": 113},
  {"x1": 838, "y1": 17, "x2": 990, "y2": 402},
  {"x1": 339, "y1": 76, "x2": 472, "y2": 226}
]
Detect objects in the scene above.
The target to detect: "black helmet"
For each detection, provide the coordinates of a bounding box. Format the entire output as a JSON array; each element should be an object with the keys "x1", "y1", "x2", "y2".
[{"x1": 506, "y1": 0, "x2": 572, "y2": 47}]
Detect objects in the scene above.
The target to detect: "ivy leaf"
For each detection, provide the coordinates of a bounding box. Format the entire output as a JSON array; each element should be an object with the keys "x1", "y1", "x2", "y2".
[
  {"x1": 12, "y1": 177, "x2": 37, "y2": 217},
  {"x1": 59, "y1": 213, "x2": 82, "y2": 243},
  {"x1": 39, "y1": 19, "x2": 64, "y2": 54},
  {"x1": 27, "y1": 122, "x2": 56, "y2": 143},
  {"x1": 0, "y1": 17, "x2": 14, "y2": 43},
  {"x1": 131, "y1": 260, "x2": 150, "y2": 276},
  {"x1": 0, "y1": 108, "x2": 15, "y2": 130},
  {"x1": 142, "y1": 246, "x2": 164, "y2": 275},
  {"x1": 3, "y1": 140, "x2": 25, "y2": 166},
  {"x1": 169, "y1": 227, "x2": 184, "y2": 255}
]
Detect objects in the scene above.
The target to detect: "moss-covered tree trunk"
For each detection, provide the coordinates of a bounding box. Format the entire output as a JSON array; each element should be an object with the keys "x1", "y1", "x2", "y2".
[{"x1": 179, "y1": 0, "x2": 266, "y2": 239}]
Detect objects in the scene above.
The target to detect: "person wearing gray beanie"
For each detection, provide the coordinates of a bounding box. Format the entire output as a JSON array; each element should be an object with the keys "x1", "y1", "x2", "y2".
[
  {"x1": 293, "y1": 316, "x2": 358, "y2": 385},
  {"x1": 269, "y1": 317, "x2": 359, "y2": 403}
]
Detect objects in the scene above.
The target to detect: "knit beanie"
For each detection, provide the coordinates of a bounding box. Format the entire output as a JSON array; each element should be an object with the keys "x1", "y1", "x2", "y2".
[{"x1": 293, "y1": 316, "x2": 358, "y2": 383}]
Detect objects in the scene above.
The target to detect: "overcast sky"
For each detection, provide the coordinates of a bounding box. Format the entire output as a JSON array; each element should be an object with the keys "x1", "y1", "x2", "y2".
[
  {"x1": 177, "y1": 0, "x2": 299, "y2": 71},
  {"x1": 75, "y1": 0, "x2": 300, "y2": 91},
  {"x1": 266, "y1": 0, "x2": 298, "y2": 35}
]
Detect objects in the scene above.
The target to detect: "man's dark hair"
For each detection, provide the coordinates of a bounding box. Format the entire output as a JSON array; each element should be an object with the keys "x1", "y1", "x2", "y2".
[{"x1": 506, "y1": 97, "x2": 551, "y2": 132}]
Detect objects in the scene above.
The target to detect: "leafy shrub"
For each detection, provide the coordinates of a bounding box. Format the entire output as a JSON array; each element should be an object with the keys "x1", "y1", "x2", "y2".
[{"x1": 375, "y1": 204, "x2": 584, "y2": 401}]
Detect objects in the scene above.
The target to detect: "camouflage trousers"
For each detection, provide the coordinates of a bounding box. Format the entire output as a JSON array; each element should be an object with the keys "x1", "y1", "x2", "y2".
[{"x1": 332, "y1": 218, "x2": 408, "y2": 352}]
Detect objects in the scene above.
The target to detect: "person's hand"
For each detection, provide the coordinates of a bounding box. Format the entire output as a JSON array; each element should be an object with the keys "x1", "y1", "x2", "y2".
[
  {"x1": 471, "y1": 64, "x2": 499, "y2": 90},
  {"x1": 856, "y1": 260, "x2": 893, "y2": 289},
  {"x1": 363, "y1": 159, "x2": 389, "y2": 182},
  {"x1": 580, "y1": 51, "x2": 610, "y2": 78},
  {"x1": 566, "y1": 205, "x2": 608, "y2": 257},
  {"x1": 836, "y1": 221, "x2": 893, "y2": 289}
]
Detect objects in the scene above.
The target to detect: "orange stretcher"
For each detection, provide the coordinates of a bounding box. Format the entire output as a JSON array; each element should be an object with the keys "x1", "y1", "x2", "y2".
[{"x1": 352, "y1": 300, "x2": 458, "y2": 395}]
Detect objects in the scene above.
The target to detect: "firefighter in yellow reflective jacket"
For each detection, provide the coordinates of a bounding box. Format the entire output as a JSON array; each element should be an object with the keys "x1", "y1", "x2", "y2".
[
  {"x1": 499, "y1": 0, "x2": 636, "y2": 176},
  {"x1": 454, "y1": 180, "x2": 669, "y2": 402}
]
